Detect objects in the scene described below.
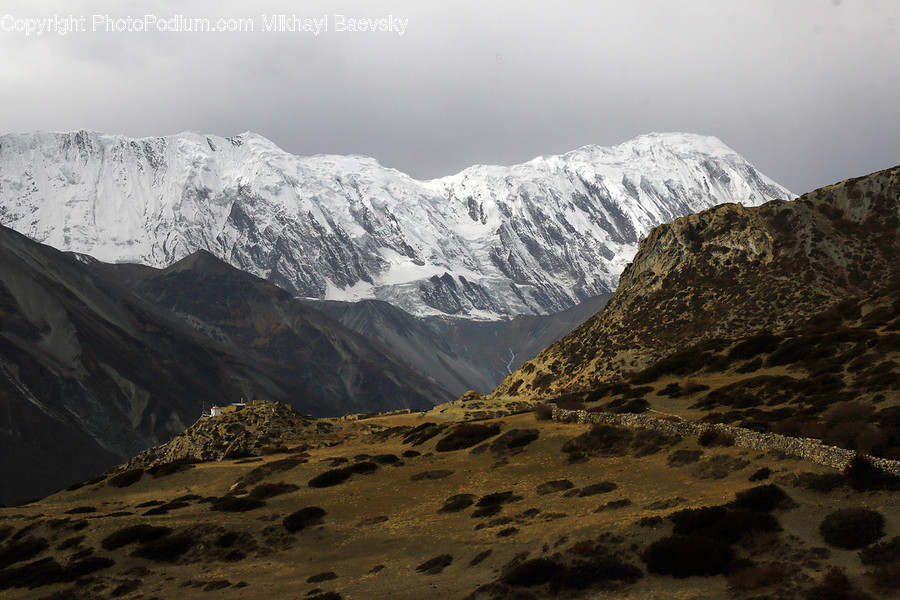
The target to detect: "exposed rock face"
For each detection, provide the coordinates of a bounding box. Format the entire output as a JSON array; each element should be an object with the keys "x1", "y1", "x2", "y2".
[
  {"x1": 493, "y1": 166, "x2": 900, "y2": 400},
  {"x1": 0, "y1": 130, "x2": 791, "y2": 318}
]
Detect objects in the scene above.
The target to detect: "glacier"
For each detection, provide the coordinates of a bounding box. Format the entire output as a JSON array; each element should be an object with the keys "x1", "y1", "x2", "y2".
[{"x1": 0, "y1": 130, "x2": 793, "y2": 319}]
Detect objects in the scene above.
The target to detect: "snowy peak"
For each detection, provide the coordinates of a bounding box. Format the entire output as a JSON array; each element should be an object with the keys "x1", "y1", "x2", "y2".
[{"x1": 0, "y1": 130, "x2": 793, "y2": 319}]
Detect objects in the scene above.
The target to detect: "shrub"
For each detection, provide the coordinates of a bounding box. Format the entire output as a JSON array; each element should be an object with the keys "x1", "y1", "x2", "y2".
[
  {"x1": 210, "y1": 496, "x2": 266, "y2": 512},
  {"x1": 667, "y1": 449, "x2": 703, "y2": 467},
  {"x1": 64, "y1": 555, "x2": 115, "y2": 579},
  {"x1": 470, "y1": 549, "x2": 492, "y2": 566},
  {"x1": 435, "y1": 423, "x2": 502, "y2": 452},
  {"x1": 500, "y1": 557, "x2": 561, "y2": 586},
  {"x1": 493, "y1": 429, "x2": 540, "y2": 449},
  {"x1": 0, "y1": 537, "x2": 50, "y2": 570},
  {"x1": 146, "y1": 458, "x2": 198, "y2": 478},
  {"x1": 411, "y1": 470, "x2": 454, "y2": 481},
  {"x1": 631, "y1": 429, "x2": 678, "y2": 456},
  {"x1": 641, "y1": 535, "x2": 733, "y2": 578},
  {"x1": 578, "y1": 482, "x2": 617, "y2": 497},
  {"x1": 727, "y1": 562, "x2": 785, "y2": 592},
  {"x1": 63, "y1": 506, "x2": 96, "y2": 514},
  {"x1": 476, "y1": 492, "x2": 519, "y2": 507},
  {"x1": 670, "y1": 505, "x2": 779, "y2": 544},
  {"x1": 859, "y1": 535, "x2": 900, "y2": 565},
  {"x1": 748, "y1": 467, "x2": 772, "y2": 482},
  {"x1": 536, "y1": 480, "x2": 574, "y2": 495},
  {"x1": 107, "y1": 469, "x2": 144, "y2": 488},
  {"x1": 699, "y1": 429, "x2": 735, "y2": 447},
  {"x1": 132, "y1": 532, "x2": 194, "y2": 563},
  {"x1": 402, "y1": 450, "x2": 421, "y2": 458},
  {"x1": 438, "y1": 494, "x2": 475, "y2": 514},
  {"x1": 819, "y1": 508, "x2": 885, "y2": 549},
  {"x1": 844, "y1": 454, "x2": 900, "y2": 491},
  {"x1": 372, "y1": 454, "x2": 400, "y2": 465},
  {"x1": 283, "y1": 506, "x2": 326, "y2": 533},
  {"x1": 416, "y1": 554, "x2": 453, "y2": 574},
  {"x1": 307, "y1": 571, "x2": 338, "y2": 582},
  {"x1": 248, "y1": 482, "x2": 299, "y2": 500},
  {"x1": 534, "y1": 404, "x2": 553, "y2": 421},
  {"x1": 402, "y1": 422, "x2": 445, "y2": 446},
  {"x1": 102, "y1": 525, "x2": 171, "y2": 550},
  {"x1": 561, "y1": 425, "x2": 633, "y2": 457},
  {"x1": 308, "y1": 461, "x2": 378, "y2": 488},
  {"x1": 728, "y1": 332, "x2": 782, "y2": 361},
  {"x1": 731, "y1": 485, "x2": 792, "y2": 512}
]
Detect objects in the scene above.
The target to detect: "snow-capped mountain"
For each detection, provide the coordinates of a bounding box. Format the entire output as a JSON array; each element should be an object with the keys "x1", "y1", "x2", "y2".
[{"x1": 0, "y1": 130, "x2": 792, "y2": 318}]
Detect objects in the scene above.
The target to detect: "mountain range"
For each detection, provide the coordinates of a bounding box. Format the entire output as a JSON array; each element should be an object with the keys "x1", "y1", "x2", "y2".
[{"x1": 0, "y1": 130, "x2": 792, "y2": 319}]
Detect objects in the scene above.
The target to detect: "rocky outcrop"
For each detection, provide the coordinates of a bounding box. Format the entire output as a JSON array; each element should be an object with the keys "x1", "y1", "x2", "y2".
[
  {"x1": 493, "y1": 166, "x2": 900, "y2": 400},
  {"x1": 124, "y1": 401, "x2": 330, "y2": 469}
]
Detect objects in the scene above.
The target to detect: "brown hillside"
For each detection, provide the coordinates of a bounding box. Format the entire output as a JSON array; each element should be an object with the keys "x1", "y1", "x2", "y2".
[{"x1": 492, "y1": 166, "x2": 900, "y2": 401}]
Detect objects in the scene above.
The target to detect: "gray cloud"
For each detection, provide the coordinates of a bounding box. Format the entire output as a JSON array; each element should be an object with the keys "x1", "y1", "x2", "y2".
[{"x1": 1, "y1": 0, "x2": 898, "y2": 194}]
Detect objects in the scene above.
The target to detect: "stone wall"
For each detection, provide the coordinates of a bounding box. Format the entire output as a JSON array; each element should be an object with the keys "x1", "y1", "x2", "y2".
[{"x1": 549, "y1": 404, "x2": 900, "y2": 476}]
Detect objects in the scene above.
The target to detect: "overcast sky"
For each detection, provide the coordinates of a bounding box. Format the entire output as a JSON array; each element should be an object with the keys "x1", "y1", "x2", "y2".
[{"x1": 1, "y1": 0, "x2": 898, "y2": 194}]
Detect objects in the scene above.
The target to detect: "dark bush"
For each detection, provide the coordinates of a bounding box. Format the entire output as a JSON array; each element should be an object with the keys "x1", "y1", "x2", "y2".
[
  {"x1": 411, "y1": 470, "x2": 453, "y2": 481},
  {"x1": 501, "y1": 554, "x2": 642, "y2": 589},
  {"x1": 248, "y1": 482, "x2": 299, "y2": 500},
  {"x1": 438, "y1": 494, "x2": 475, "y2": 514},
  {"x1": 416, "y1": 554, "x2": 453, "y2": 574},
  {"x1": 372, "y1": 454, "x2": 400, "y2": 465},
  {"x1": 146, "y1": 458, "x2": 198, "y2": 478},
  {"x1": 132, "y1": 532, "x2": 194, "y2": 563},
  {"x1": 210, "y1": 496, "x2": 266, "y2": 512},
  {"x1": 307, "y1": 571, "x2": 338, "y2": 582},
  {"x1": 843, "y1": 454, "x2": 900, "y2": 491},
  {"x1": 501, "y1": 557, "x2": 561, "y2": 586},
  {"x1": 308, "y1": 462, "x2": 378, "y2": 488},
  {"x1": 561, "y1": 425, "x2": 633, "y2": 457},
  {"x1": 731, "y1": 485, "x2": 792, "y2": 512},
  {"x1": 308, "y1": 467, "x2": 351, "y2": 488},
  {"x1": 0, "y1": 557, "x2": 64, "y2": 589},
  {"x1": 56, "y1": 536, "x2": 84, "y2": 551},
  {"x1": 670, "y1": 505, "x2": 779, "y2": 544},
  {"x1": 728, "y1": 332, "x2": 782, "y2": 361},
  {"x1": 476, "y1": 492, "x2": 520, "y2": 507},
  {"x1": 402, "y1": 450, "x2": 421, "y2": 458},
  {"x1": 283, "y1": 506, "x2": 326, "y2": 533},
  {"x1": 534, "y1": 404, "x2": 553, "y2": 421},
  {"x1": 699, "y1": 429, "x2": 735, "y2": 447},
  {"x1": 799, "y1": 471, "x2": 847, "y2": 492},
  {"x1": 630, "y1": 349, "x2": 710, "y2": 384},
  {"x1": 748, "y1": 467, "x2": 772, "y2": 482},
  {"x1": 819, "y1": 508, "x2": 885, "y2": 549},
  {"x1": 101, "y1": 525, "x2": 171, "y2": 550},
  {"x1": 107, "y1": 469, "x2": 144, "y2": 488},
  {"x1": 0, "y1": 537, "x2": 50, "y2": 569},
  {"x1": 610, "y1": 398, "x2": 650, "y2": 414},
  {"x1": 436, "y1": 423, "x2": 502, "y2": 452},
  {"x1": 64, "y1": 555, "x2": 115, "y2": 579},
  {"x1": 536, "y1": 480, "x2": 574, "y2": 495},
  {"x1": 63, "y1": 506, "x2": 97, "y2": 514},
  {"x1": 493, "y1": 429, "x2": 540, "y2": 449},
  {"x1": 642, "y1": 535, "x2": 733, "y2": 577},
  {"x1": 470, "y1": 549, "x2": 492, "y2": 566},
  {"x1": 402, "y1": 422, "x2": 445, "y2": 446},
  {"x1": 578, "y1": 482, "x2": 617, "y2": 497},
  {"x1": 860, "y1": 535, "x2": 900, "y2": 565},
  {"x1": 631, "y1": 429, "x2": 678, "y2": 457},
  {"x1": 667, "y1": 449, "x2": 703, "y2": 467},
  {"x1": 306, "y1": 593, "x2": 343, "y2": 600}
]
